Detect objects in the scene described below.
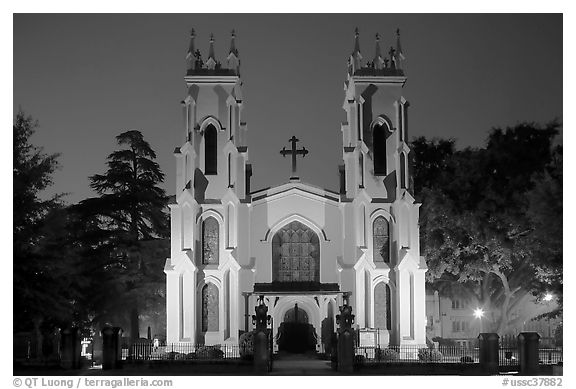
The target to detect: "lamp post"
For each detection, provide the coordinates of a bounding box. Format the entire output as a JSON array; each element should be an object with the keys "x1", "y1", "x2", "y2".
[{"x1": 474, "y1": 308, "x2": 485, "y2": 333}]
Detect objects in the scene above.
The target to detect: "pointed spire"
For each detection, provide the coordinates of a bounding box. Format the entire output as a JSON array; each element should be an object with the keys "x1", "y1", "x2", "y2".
[
  {"x1": 395, "y1": 28, "x2": 405, "y2": 69},
  {"x1": 208, "y1": 33, "x2": 216, "y2": 61},
  {"x1": 205, "y1": 33, "x2": 217, "y2": 70},
  {"x1": 373, "y1": 32, "x2": 384, "y2": 70},
  {"x1": 389, "y1": 46, "x2": 396, "y2": 69},
  {"x1": 186, "y1": 28, "x2": 196, "y2": 71},
  {"x1": 227, "y1": 29, "x2": 240, "y2": 75},
  {"x1": 349, "y1": 27, "x2": 363, "y2": 75},
  {"x1": 353, "y1": 27, "x2": 361, "y2": 55},
  {"x1": 229, "y1": 29, "x2": 239, "y2": 56}
]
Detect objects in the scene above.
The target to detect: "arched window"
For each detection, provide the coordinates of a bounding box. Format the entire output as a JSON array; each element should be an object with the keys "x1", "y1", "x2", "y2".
[
  {"x1": 227, "y1": 153, "x2": 232, "y2": 187},
  {"x1": 202, "y1": 216, "x2": 219, "y2": 265},
  {"x1": 205, "y1": 124, "x2": 217, "y2": 175},
  {"x1": 374, "y1": 283, "x2": 392, "y2": 330},
  {"x1": 272, "y1": 221, "x2": 320, "y2": 283},
  {"x1": 373, "y1": 216, "x2": 390, "y2": 263},
  {"x1": 201, "y1": 283, "x2": 219, "y2": 332},
  {"x1": 373, "y1": 123, "x2": 387, "y2": 175},
  {"x1": 400, "y1": 152, "x2": 407, "y2": 189},
  {"x1": 359, "y1": 153, "x2": 364, "y2": 188}
]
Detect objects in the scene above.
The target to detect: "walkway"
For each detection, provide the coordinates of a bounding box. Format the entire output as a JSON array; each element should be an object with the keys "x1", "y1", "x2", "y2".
[{"x1": 270, "y1": 351, "x2": 333, "y2": 375}]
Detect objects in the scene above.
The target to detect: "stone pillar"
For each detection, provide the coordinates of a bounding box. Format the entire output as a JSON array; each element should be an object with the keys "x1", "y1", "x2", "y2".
[
  {"x1": 336, "y1": 300, "x2": 355, "y2": 373},
  {"x1": 60, "y1": 327, "x2": 81, "y2": 369},
  {"x1": 101, "y1": 327, "x2": 123, "y2": 370},
  {"x1": 478, "y1": 333, "x2": 499, "y2": 375},
  {"x1": 252, "y1": 296, "x2": 271, "y2": 373},
  {"x1": 518, "y1": 332, "x2": 540, "y2": 376}
]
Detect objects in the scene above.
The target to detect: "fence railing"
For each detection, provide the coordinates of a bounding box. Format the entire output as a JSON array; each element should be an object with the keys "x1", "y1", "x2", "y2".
[
  {"x1": 356, "y1": 345, "x2": 480, "y2": 364},
  {"x1": 123, "y1": 343, "x2": 242, "y2": 361},
  {"x1": 356, "y1": 344, "x2": 562, "y2": 366}
]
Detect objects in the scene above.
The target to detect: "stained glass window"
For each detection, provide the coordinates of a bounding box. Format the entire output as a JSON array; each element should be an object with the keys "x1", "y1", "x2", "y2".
[
  {"x1": 201, "y1": 283, "x2": 219, "y2": 332},
  {"x1": 272, "y1": 221, "x2": 320, "y2": 282},
  {"x1": 202, "y1": 216, "x2": 219, "y2": 265},
  {"x1": 374, "y1": 283, "x2": 391, "y2": 330},
  {"x1": 373, "y1": 216, "x2": 390, "y2": 263}
]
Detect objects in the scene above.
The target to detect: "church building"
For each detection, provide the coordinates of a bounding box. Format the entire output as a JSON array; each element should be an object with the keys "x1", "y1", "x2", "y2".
[{"x1": 164, "y1": 28, "x2": 427, "y2": 351}]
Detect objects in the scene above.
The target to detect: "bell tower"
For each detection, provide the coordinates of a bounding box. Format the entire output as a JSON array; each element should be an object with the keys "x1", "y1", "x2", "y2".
[
  {"x1": 166, "y1": 28, "x2": 246, "y2": 344},
  {"x1": 341, "y1": 28, "x2": 426, "y2": 347},
  {"x1": 341, "y1": 28, "x2": 411, "y2": 201}
]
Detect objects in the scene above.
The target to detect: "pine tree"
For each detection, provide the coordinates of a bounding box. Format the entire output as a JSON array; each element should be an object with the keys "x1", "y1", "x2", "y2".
[{"x1": 78, "y1": 130, "x2": 168, "y2": 341}]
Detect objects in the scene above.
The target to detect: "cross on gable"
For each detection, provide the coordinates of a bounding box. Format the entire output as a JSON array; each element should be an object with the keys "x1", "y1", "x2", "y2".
[{"x1": 280, "y1": 135, "x2": 309, "y2": 180}]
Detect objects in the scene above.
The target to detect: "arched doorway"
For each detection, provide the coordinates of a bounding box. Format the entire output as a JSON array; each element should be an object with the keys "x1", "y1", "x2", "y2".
[{"x1": 277, "y1": 303, "x2": 317, "y2": 353}]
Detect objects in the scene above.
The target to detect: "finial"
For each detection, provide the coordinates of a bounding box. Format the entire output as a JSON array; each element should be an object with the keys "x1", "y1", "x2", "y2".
[
  {"x1": 352, "y1": 27, "x2": 361, "y2": 55},
  {"x1": 229, "y1": 29, "x2": 239, "y2": 56},
  {"x1": 373, "y1": 32, "x2": 383, "y2": 69},
  {"x1": 395, "y1": 27, "x2": 405, "y2": 68},
  {"x1": 186, "y1": 27, "x2": 197, "y2": 70},
  {"x1": 208, "y1": 33, "x2": 216, "y2": 62}
]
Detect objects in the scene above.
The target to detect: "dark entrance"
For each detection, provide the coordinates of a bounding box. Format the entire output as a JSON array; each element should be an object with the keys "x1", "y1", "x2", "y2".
[{"x1": 277, "y1": 304, "x2": 317, "y2": 353}]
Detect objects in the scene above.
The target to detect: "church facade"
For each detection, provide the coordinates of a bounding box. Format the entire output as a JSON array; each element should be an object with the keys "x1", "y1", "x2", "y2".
[{"x1": 164, "y1": 28, "x2": 427, "y2": 350}]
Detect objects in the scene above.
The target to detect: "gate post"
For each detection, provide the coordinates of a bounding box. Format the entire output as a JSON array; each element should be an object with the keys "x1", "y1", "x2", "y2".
[
  {"x1": 60, "y1": 327, "x2": 81, "y2": 369},
  {"x1": 336, "y1": 297, "x2": 355, "y2": 373},
  {"x1": 253, "y1": 296, "x2": 271, "y2": 373},
  {"x1": 101, "y1": 327, "x2": 123, "y2": 370},
  {"x1": 478, "y1": 333, "x2": 499, "y2": 375},
  {"x1": 518, "y1": 332, "x2": 540, "y2": 376}
]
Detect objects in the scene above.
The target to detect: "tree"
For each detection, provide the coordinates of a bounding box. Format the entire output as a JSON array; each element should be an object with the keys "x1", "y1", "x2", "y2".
[
  {"x1": 77, "y1": 130, "x2": 169, "y2": 341},
  {"x1": 13, "y1": 110, "x2": 79, "y2": 345},
  {"x1": 416, "y1": 121, "x2": 562, "y2": 334}
]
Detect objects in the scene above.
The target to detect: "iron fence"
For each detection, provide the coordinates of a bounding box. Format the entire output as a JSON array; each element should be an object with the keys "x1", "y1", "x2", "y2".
[
  {"x1": 355, "y1": 345, "x2": 479, "y2": 364},
  {"x1": 355, "y1": 344, "x2": 562, "y2": 367},
  {"x1": 123, "y1": 343, "x2": 242, "y2": 361}
]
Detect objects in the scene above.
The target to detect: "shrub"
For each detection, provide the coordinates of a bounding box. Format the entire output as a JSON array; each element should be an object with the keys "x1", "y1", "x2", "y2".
[
  {"x1": 239, "y1": 331, "x2": 255, "y2": 360},
  {"x1": 460, "y1": 355, "x2": 474, "y2": 363},
  {"x1": 186, "y1": 352, "x2": 197, "y2": 360},
  {"x1": 166, "y1": 351, "x2": 184, "y2": 360},
  {"x1": 354, "y1": 354, "x2": 366, "y2": 366},
  {"x1": 195, "y1": 346, "x2": 224, "y2": 359},
  {"x1": 418, "y1": 348, "x2": 442, "y2": 362},
  {"x1": 375, "y1": 348, "x2": 400, "y2": 361}
]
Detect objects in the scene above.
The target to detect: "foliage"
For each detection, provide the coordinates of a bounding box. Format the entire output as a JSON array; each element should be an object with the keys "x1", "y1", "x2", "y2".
[
  {"x1": 375, "y1": 347, "x2": 399, "y2": 361},
  {"x1": 195, "y1": 346, "x2": 224, "y2": 360},
  {"x1": 13, "y1": 110, "x2": 76, "y2": 332},
  {"x1": 239, "y1": 331, "x2": 255, "y2": 359},
  {"x1": 414, "y1": 121, "x2": 562, "y2": 334},
  {"x1": 75, "y1": 130, "x2": 169, "y2": 338},
  {"x1": 418, "y1": 348, "x2": 442, "y2": 362}
]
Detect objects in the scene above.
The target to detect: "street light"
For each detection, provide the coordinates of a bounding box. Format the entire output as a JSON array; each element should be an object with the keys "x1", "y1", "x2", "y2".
[
  {"x1": 474, "y1": 308, "x2": 485, "y2": 333},
  {"x1": 543, "y1": 293, "x2": 554, "y2": 302}
]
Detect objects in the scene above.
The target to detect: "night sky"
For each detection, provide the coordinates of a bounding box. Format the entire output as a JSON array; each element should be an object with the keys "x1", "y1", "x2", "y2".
[{"x1": 13, "y1": 14, "x2": 562, "y2": 204}]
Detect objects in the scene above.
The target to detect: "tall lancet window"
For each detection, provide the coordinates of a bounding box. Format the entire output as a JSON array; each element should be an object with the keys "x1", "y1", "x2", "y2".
[
  {"x1": 202, "y1": 216, "x2": 219, "y2": 265},
  {"x1": 201, "y1": 283, "x2": 219, "y2": 332},
  {"x1": 359, "y1": 153, "x2": 364, "y2": 188},
  {"x1": 374, "y1": 283, "x2": 392, "y2": 330},
  {"x1": 228, "y1": 153, "x2": 232, "y2": 187},
  {"x1": 373, "y1": 216, "x2": 390, "y2": 263},
  {"x1": 400, "y1": 152, "x2": 407, "y2": 189},
  {"x1": 205, "y1": 124, "x2": 217, "y2": 175},
  {"x1": 373, "y1": 123, "x2": 387, "y2": 175}
]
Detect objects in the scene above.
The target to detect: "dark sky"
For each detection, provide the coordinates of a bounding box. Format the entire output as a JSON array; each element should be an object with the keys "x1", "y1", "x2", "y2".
[{"x1": 13, "y1": 14, "x2": 562, "y2": 204}]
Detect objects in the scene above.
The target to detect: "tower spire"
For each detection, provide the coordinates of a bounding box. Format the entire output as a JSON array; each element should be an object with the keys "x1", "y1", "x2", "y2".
[
  {"x1": 395, "y1": 28, "x2": 405, "y2": 70},
  {"x1": 186, "y1": 28, "x2": 196, "y2": 71},
  {"x1": 206, "y1": 33, "x2": 217, "y2": 70},
  {"x1": 373, "y1": 32, "x2": 384, "y2": 70},
  {"x1": 229, "y1": 29, "x2": 238, "y2": 56},
  {"x1": 227, "y1": 29, "x2": 240, "y2": 75},
  {"x1": 349, "y1": 27, "x2": 363, "y2": 75}
]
